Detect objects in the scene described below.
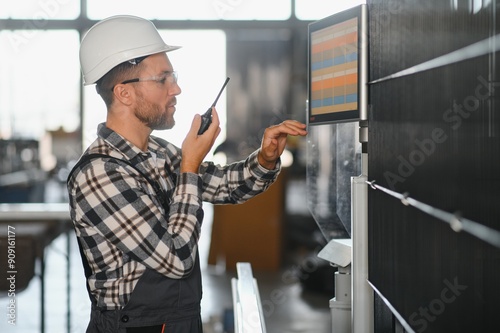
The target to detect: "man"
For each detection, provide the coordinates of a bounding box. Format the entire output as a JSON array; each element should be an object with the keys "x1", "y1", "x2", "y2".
[{"x1": 67, "y1": 15, "x2": 307, "y2": 333}]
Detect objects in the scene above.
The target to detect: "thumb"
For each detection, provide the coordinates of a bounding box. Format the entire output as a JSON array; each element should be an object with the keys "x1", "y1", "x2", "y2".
[{"x1": 188, "y1": 114, "x2": 202, "y2": 136}]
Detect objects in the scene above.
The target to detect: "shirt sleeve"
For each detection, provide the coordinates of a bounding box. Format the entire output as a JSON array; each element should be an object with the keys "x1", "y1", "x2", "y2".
[
  {"x1": 199, "y1": 149, "x2": 281, "y2": 204},
  {"x1": 69, "y1": 159, "x2": 202, "y2": 279}
]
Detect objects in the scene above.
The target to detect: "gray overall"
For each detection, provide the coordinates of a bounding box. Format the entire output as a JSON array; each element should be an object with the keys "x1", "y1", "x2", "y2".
[
  {"x1": 70, "y1": 154, "x2": 204, "y2": 332},
  {"x1": 84, "y1": 251, "x2": 203, "y2": 333}
]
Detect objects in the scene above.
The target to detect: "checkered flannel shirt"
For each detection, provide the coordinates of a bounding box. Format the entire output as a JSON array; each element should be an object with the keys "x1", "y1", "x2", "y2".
[{"x1": 67, "y1": 123, "x2": 280, "y2": 310}]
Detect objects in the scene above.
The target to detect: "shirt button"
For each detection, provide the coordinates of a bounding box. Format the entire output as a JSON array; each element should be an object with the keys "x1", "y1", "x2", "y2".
[{"x1": 121, "y1": 315, "x2": 129, "y2": 323}]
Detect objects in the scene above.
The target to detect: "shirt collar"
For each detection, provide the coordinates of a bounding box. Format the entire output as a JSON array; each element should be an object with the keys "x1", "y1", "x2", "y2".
[{"x1": 97, "y1": 123, "x2": 164, "y2": 161}]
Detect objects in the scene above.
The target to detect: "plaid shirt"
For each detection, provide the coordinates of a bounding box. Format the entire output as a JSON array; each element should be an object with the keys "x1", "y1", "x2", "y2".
[{"x1": 67, "y1": 123, "x2": 280, "y2": 310}]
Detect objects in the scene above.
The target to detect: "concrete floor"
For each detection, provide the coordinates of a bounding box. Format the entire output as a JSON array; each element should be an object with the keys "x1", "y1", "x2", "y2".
[{"x1": 0, "y1": 202, "x2": 333, "y2": 333}]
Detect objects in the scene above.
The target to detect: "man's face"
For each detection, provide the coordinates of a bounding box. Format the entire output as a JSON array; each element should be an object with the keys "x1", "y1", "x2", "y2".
[{"x1": 132, "y1": 53, "x2": 181, "y2": 130}]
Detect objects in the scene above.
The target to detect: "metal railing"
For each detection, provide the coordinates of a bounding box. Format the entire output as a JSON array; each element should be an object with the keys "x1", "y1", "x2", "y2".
[
  {"x1": 366, "y1": 180, "x2": 500, "y2": 249},
  {"x1": 231, "y1": 262, "x2": 266, "y2": 333}
]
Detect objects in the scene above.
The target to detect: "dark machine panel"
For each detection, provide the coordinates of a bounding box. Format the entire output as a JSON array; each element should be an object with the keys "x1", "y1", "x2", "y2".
[{"x1": 367, "y1": 0, "x2": 500, "y2": 332}]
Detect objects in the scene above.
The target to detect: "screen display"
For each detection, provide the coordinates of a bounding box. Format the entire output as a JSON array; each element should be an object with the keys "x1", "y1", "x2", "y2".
[{"x1": 308, "y1": 6, "x2": 363, "y2": 124}]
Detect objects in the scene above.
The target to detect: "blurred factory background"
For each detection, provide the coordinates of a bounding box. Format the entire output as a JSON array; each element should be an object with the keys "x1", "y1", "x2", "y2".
[{"x1": 1, "y1": 1, "x2": 499, "y2": 333}]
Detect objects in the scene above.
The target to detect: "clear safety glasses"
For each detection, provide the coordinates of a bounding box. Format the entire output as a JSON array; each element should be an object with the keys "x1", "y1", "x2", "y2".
[{"x1": 111, "y1": 71, "x2": 178, "y2": 91}]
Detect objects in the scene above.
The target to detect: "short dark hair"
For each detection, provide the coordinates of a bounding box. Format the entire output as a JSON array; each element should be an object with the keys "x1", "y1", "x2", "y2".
[{"x1": 95, "y1": 57, "x2": 147, "y2": 108}]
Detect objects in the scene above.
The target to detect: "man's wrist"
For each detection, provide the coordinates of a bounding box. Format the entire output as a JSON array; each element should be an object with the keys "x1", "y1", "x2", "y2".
[
  {"x1": 180, "y1": 161, "x2": 200, "y2": 174},
  {"x1": 257, "y1": 151, "x2": 277, "y2": 170}
]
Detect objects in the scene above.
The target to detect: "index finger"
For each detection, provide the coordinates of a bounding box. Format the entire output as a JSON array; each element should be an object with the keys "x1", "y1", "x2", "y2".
[
  {"x1": 272, "y1": 120, "x2": 307, "y2": 135},
  {"x1": 211, "y1": 107, "x2": 220, "y2": 127}
]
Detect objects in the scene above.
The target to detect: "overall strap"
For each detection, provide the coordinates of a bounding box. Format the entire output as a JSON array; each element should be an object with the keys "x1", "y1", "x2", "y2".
[
  {"x1": 68, "y1": 153, "x2": 163, "y2": 196},
  {"x1": 68, "y1": 153, "x2": 170, "y2": 208}
]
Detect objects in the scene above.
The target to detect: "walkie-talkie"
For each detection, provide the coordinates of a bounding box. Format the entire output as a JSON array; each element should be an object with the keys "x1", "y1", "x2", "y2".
[{"x1": 198, "y1": 77, "x2": 230, "y2": 135}]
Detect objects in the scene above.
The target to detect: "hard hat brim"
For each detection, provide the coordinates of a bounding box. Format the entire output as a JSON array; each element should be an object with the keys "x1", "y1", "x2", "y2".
[{"x1": 82, "y1": 44, "x2": 181, "y2": 85}]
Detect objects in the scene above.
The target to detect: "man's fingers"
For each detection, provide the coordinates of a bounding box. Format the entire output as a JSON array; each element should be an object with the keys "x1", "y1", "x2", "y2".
[
  {"x1": 282, "y1": 120, "x2": 307, "y2": 134},
  {"x1": 265, "y1": 120, "x2": 307, "y2": 138}
]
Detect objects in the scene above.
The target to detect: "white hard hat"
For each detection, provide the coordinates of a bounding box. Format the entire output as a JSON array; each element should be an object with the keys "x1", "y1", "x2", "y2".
[{"x1": 79, "y1": 15, "x2": 180, "y2": 85}]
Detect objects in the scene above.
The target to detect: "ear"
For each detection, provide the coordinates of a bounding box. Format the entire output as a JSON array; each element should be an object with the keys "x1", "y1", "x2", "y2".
[{"x1": 112, "y1": 84, "x2": 135, "y2": 106}]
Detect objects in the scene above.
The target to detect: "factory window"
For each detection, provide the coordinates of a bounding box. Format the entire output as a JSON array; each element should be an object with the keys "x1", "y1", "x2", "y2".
[
  {"x1": 295, "y1": 0, "x2": 366, "y2": 20},
  {"x1": 0, "y1": 0, "x2": 80, "y2": 19},
  {"x1": 0, "y1": 30, "x2": 80, "y2": 140},
  {"x1": 87, "y1": 0, "x2": 292, "y2": 20}
]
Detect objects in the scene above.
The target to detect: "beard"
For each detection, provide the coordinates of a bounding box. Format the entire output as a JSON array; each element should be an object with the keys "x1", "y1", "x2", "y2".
[{"x1": 134, "y1": 92, "x2": 175, "y2": 130}]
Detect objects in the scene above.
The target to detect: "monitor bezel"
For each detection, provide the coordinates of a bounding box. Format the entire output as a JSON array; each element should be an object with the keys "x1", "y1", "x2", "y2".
[{"x1": 307, "y1": 4, "x2": 367, "y2": 125}]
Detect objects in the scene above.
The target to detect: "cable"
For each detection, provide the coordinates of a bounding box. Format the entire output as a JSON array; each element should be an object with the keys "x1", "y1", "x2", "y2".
[
  {"x1": 369, "y1": 33, "x2": 500, "y2": 85},
  {"x1": 366, "y1": 180, "x2": 500, "y2": 249}
]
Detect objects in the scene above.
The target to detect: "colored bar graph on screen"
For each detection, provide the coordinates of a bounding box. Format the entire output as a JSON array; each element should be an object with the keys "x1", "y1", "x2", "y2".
[{"x1": 310, "y1": 17, "x2": 358, "y2": 115}]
